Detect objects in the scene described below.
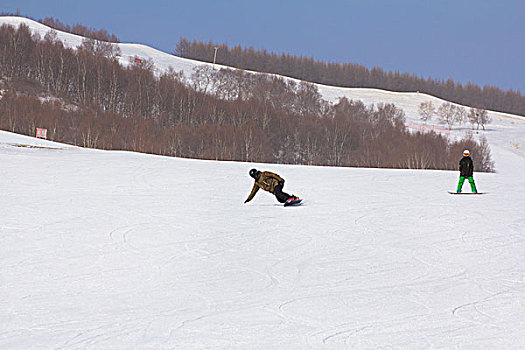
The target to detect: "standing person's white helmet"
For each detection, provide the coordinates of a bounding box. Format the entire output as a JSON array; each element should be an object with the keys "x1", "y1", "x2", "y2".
[{"x1": 463, "y1": 149, "x2": 470, "y2": 156}]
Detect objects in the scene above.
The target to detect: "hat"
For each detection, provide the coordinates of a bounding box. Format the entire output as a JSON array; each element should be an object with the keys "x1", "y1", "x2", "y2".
[{"x1": 463, "y1": 149, "x2": 470, "y2": 156}]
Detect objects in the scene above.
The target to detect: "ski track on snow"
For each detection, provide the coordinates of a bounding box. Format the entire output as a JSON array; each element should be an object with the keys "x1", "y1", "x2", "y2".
[{"x1": 1, "y1": 122, "x2": 525, "y2": 350}]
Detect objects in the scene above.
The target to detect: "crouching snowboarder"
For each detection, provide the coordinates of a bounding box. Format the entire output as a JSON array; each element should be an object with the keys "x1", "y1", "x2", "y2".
[
  {"x1": 244, "y1": 169, "x2": 301, "y2": 206},
  {"x1": 456, "y1": 149, "x2": 478, "y2": 193}
]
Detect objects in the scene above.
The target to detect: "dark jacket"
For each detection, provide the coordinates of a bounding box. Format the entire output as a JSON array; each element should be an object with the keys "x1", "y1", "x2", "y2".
[
  {"x1": 245, "y1": 171, "x2": 284, "y2": 203},
  {"x1": 459, "y1": 156, "x2": 474, "y2": 177}
]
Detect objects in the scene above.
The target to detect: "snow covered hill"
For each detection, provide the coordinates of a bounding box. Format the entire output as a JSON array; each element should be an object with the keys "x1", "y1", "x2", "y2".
[
  {"x1": 2, "y1": 16, "x2": 525, "y2": 349},
  {"x1": 1, "y1": 16, "x2": 524, "y2": 163}
]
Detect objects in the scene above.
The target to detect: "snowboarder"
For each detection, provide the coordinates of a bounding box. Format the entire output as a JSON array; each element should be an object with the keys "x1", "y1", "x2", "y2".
[
  {"x1": 456, "y1": 149, "x2": 478, "y2": 193},
  {"x1": 244, "y1": 168, "x2": 299, "y2": 205}
]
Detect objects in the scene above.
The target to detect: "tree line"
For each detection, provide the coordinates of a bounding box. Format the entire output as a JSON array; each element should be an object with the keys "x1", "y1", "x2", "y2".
[
  {"x1": 38, "y1": 17, "x2": 120, "y2": 43},
  {"x1": 0, "y1": 23, "x2": 494, "y2": 172},
  {"x1": 175, "y1": 38, "x2": 525, "y2": 118},
  {"x1": 0, "y1": 13, "x2": 120, "y2": 43}
]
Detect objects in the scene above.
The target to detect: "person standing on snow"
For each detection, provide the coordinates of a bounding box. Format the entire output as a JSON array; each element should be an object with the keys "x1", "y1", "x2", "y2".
[
  {"x1": 456, "y1": 150, "x2": 478, "y2": 193},
  {"x1": 244, "y1": 169, "x2": 298, "y2": 204}
]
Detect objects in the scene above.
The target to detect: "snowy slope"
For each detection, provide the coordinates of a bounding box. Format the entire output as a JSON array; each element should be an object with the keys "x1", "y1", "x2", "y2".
[
  {"x1": 1, "y1": 128, "x2": 525, "y2": 349},
  {"x1": 2, "y1": 16, "x2": 525, "y2": 349}
]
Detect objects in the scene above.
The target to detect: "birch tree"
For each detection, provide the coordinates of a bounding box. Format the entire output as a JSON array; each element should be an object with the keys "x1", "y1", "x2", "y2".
[{"x1": 418, "y1": 101, "x2": 435, "y2": 122}]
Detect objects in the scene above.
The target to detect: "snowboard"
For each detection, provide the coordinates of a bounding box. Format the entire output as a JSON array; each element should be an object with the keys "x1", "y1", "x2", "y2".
[
  {"x1": 284, "y1": 197, "x2": 303, "y2": 206},
  {"x1": 448, "y1": 191, "x2": 485, "y2": 195}
]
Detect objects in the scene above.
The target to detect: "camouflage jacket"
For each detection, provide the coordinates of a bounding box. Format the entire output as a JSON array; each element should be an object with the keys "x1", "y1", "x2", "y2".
[{"x1": 245, "y1": 171, "x2": 284, "y2": 203}]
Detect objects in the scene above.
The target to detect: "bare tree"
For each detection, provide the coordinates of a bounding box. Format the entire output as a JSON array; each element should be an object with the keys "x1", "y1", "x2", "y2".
[
  {"x1": 477, "y1": 109, "x2": 491, "y2": 130},
  {"x1": 373, "y1": 103, "x2": 406, "y2": 129},
  {"x1": 191, "y1": 65, "x2": 217, "y2": 95},
  {"x1": 43, "y1": 29, "x2": 58, "y2": 43},
  {"x1": 468, "y1": 107, "x2": 491, "y2": 130},
  {"x1": 418, "y1": 101, "x2": 435, "y2": 122},
  {"x1": 455, "y1": 105, "x2": 466, "y2": 126},
  {"x1": 438, "y1": 102, "x2": 463, "y2": 130},
  {"x1": 478, "y1": 136, "x2": 495, "y2": 171},
  {"x1": 80, "y1": 37, "x2": 120, "y2": 58}
]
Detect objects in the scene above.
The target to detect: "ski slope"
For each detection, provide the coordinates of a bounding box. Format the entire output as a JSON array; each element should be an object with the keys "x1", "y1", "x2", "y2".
[
  {"x1": 2, "y1": 16, "x2": 525, "y2": 349},
  {"x1": 1, "y1": 118, "x2": 525, "y2": 349}
]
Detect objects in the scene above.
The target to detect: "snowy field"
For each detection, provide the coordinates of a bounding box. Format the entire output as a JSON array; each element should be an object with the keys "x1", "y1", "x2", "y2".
[
  {"x1": 1, "y1": 122, "x2": 525, "y2": 349},
  {"x1": 2, "y1": 16, "x2": 525, "y2": 349}
]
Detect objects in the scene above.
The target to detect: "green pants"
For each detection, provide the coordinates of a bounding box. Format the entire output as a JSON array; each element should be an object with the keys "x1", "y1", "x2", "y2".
[{"x1": 457, "y1": 176, "x2": 477, "y2": 193}]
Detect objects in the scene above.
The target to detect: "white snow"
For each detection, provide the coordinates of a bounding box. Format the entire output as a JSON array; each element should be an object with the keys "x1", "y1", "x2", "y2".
[{"x1": 1, "y1": 16, "x2": 525, "y2": 349}]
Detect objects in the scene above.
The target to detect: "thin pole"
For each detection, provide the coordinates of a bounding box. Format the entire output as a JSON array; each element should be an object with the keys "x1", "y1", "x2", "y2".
[{"x1": 213, "y1": 47, "x2": 218, "y2": 68}]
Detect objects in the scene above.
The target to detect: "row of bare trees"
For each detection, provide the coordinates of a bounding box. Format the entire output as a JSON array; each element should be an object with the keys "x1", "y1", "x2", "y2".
[
  {"x1": 419, "y1": 102, "x2": 491, "y2": 130},
  {"x1": 0, "y1": 91, "x2": 494, "y2": 171},
  {"x1": 38, "y1": 17, "x2": 119, "y2": 43},
  {"x1": 0, "y1": 13, "x2": 120, "y2": 42},
  {"x1": 0, "y1": 23, "x2": 494, "y2": 172},
  {"x1": 175, "y1": 38, "x2": 525, "y2": 118}
]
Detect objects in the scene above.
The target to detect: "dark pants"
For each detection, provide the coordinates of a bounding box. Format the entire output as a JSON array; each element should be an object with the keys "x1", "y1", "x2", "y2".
[{"x1": 273, "y1": 182, "x2": 293, "y2": 203}]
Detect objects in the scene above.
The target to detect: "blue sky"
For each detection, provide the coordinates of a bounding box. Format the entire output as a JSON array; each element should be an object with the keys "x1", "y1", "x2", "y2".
[{"x1": 3, "y1": 0, "x2": 524, "y2": 92}]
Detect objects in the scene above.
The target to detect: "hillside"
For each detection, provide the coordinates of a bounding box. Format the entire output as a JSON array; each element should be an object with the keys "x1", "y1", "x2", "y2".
[
  {"x1": 175, "y1": 38, "x2": 525, "y2": 118},
  {"x1": 2, "y1": 16, "x2": 524, "y2": 171},
  {"x1": 1, "y1": 16, "x2": 523, "y2": 123}
]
